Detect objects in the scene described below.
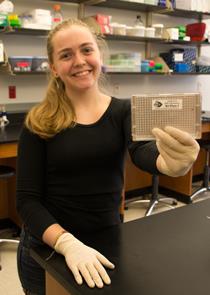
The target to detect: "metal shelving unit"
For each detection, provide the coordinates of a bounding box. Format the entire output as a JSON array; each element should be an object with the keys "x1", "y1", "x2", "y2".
[
  {"x1": 1, "y1": 0, "x2": 210, "y2": 76},
  {"x1": 4, "y1": 27, "x2": 50, "y2": 36},
  {"x1": 79, "y1": 0, "x2": 210, "y2": 19},
  {"x1": 104, "y1": 34, "x2": 210, "y2": 46},
  {"x1": 1, "y1": 27, "x2": 210, "y2": 47}
]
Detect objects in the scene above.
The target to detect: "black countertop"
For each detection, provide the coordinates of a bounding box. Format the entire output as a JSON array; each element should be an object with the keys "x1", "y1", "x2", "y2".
[
  {"x1": 31, "y1": 200, "x2": 210, "y2": 295},
  {"x1": 0, "y1": 123, "x2": 23, "y2": 143},
  {"x1": 0, "y1": 112, "x2": 25, "y2": 143},
  {"x1": 202, "y1": 111, "x2": 210, "y2": 122}
]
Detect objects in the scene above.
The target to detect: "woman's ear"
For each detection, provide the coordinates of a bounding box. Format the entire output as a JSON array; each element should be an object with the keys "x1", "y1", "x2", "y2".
[{"x1": 50, "y1": 64, "x2": 58, "y2": 78}]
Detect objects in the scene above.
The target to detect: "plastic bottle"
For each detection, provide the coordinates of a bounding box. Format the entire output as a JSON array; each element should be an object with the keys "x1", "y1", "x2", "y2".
[
  {"x1": 51, "y1": 4, "x2": 63, "y2": 28},
  {"x1": 134, "y1": 15, "x2": 143, "y2": 27}
]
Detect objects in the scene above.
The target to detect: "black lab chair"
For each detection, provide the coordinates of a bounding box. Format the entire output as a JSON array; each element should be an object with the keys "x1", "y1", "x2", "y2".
[
  {"x1": 125, "y1": 173, "x2": 177, "y2": 216},
  {"x1": 0, "y1": 165, "x2": 19, "y2": 271},
  {"x1": 190, "y1": 141, "x2": 210, "y2": 201}
]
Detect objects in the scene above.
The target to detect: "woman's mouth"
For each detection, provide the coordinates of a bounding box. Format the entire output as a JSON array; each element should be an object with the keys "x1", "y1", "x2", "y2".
[{"x1": 72, "y1": 70, "x2": 92, "y2": 77}]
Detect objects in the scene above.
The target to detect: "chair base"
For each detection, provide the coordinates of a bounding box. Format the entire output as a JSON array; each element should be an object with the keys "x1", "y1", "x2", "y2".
[
  {"x1": 145, "y1": 197, "x2": 177, "y2": 216},
  {"x1": 125, "y1": 196, "x2": 177, "y2": 216},
  {"x1": 125, "y1": 174, "x2": 177, "y2": 216},
  {"x1": 0, "y1": 239, "x2": 19, "y2": 244},
  {"x1": 190, "y1": 187, "x2": 210, "y2": 202},
  {"x1": 190, "y1": 144, "x2": 210, "y2": 202},
  {"x1": 0, "y1": 239, "x2": 19, "y2": 271},
  {"x1": 0, "y1": 165, "x2": 15, "y2": 178}
]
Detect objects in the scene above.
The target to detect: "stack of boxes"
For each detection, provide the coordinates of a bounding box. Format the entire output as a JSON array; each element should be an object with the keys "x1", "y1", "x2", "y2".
[
  {"x1": 20, "y1": 9, "x2": 52, "y2": 30},
  {"x1": 93, "y1": 14, "x2": 111, "y2": 34},
  {"x1": 177, "y1": 25, "x2": 186, "y2": 40},
  {"x1": 82, "y1": 14, "x2": 112, "y2": 35},
  {"x1": 8, "y1": 56, "x2": 49, "y2": 73},
  {"x1": 104, "y1": 53, "x2": 141, "y2": 72},
  {"x1": 175, "y1": 0, "x2": 210, "y2": 12},
  {"x1": 160, "y1": 48, "x2": 197, "y2": 73},
  {"x1": 0, "y1": 12, "x2": 21, "y2": 27}
]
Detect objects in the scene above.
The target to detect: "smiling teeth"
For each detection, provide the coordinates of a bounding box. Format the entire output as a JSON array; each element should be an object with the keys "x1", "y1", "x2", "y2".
[{"x1": 74, "y1": 70, "x2": 90, "y2": 77}]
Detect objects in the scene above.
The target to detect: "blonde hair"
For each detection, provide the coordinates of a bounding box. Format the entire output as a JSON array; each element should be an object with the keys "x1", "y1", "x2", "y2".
[{"x1": 25, "y1": 18, "x2": 107, "y2": 139}]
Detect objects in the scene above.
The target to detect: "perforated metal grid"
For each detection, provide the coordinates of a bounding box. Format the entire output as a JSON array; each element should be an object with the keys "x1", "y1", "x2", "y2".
[{"x1": 131, "y1": 93, "x2": 201, "y2": 141}]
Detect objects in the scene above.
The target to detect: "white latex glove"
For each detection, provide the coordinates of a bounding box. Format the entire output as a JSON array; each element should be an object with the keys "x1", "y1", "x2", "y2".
[
  {"x1": 152, "y1": 126, "x2": 200, "y2": 177},
  {"x1": 54, "y1": 232, "x2": 115, "y2": 288}
]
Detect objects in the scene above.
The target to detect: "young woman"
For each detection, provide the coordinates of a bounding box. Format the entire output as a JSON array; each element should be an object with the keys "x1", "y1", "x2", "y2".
[{"x1": 16, "y1": 18, "x2": 199, "y2": 295}]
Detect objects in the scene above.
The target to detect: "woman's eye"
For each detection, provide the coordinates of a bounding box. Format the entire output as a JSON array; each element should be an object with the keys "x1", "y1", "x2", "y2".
[
  {"x1": 60, "y1": 53, "x2": 72, "y2": 60},
  {"x1": 83, "y1": 47, "x2": 93, "y2": 54}
]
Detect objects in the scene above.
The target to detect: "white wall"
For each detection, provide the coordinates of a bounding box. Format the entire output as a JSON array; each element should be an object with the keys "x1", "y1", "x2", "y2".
[{"x1": 0, "y1": 0, "x2": 210, "y2": 111}]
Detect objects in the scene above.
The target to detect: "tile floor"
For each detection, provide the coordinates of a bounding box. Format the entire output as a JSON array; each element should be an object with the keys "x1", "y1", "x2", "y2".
[{"x1": 0, "y1": 188, "x2": 210, "y2": 295}]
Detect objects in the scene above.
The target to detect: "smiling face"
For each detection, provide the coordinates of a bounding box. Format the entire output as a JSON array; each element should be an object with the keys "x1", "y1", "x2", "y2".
[{"x1": 50, "y1": 24, "x2": 102, "y2": 94}]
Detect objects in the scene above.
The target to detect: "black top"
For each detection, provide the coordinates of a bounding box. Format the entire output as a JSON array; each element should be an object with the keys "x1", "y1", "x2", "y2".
[
  {"x1": 16, "y1": 97, "x2": 159, "y2": 239},
  {"x1": 31, "y1": 199, "x2": 210, "y2": 295}
]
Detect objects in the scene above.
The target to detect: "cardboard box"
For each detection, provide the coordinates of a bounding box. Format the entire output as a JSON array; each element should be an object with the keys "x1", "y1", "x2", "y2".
[
  {"x1": 8, "y1": 56, "x2": 33, "y2": 72},
  {"x1": 82, "y1": 17, "x2": 111, "y2": 35}
]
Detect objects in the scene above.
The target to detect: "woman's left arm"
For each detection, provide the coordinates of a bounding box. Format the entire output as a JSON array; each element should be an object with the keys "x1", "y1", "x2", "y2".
[
  {"x1": 122, "y1": 99, "x2": 199, "y2": 176},
  {"x1": 152, "y1": 126, "x2": 200, "y2": 177}
]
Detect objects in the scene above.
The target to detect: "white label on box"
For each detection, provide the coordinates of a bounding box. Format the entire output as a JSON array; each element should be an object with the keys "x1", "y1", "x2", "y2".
[
  {"x1": 174, "y1": 53, "x2": 184, "y2": 62},
  {"x1": 152, "y1": 99, "x2": 183, "y2": 110}
]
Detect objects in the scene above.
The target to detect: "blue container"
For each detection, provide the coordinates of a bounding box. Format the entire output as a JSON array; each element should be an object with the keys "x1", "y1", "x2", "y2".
[
  {"x1": 158, "y1": 0, "x2": 166, "y2": 6},
  {"x1": 141, "y1": 60, "x2": 150, "y2": 72},
  {"x1": 175, "y1": 63, "x2": 189, "y2": 72},
  {"x1": 158, "y1": 0, "x2": 175, "y2": 7}
]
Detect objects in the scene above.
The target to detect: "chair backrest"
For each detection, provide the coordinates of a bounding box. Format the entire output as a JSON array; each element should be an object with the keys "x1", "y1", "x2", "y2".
[
  {"x1": 119, "y1": 189, "x2": 125, "y2": 222},
  {"x1": 198, "y1": 140, "x2": 210, "y2": 151}
]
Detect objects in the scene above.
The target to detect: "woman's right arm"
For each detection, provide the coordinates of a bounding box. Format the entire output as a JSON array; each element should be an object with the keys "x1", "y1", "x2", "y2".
[{"x1": 16, "y1": 127, "x2": 57, "y2": 239}]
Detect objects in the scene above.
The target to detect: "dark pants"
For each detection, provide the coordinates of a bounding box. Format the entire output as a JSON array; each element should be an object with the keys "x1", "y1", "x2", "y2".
[{"x1": 17, "y1": 227, "x2": 45, "y2": 295}]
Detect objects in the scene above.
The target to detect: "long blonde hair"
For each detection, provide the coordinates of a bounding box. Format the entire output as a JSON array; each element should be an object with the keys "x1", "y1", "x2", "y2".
[{"x1": 25, "y1": 19, "x2": 107, "y2": 139}]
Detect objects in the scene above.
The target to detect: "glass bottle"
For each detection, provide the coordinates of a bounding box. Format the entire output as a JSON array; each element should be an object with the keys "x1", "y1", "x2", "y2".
[
  {"x1": 134, "y1": 15, "x2": 143, "y2": 27},
  {"x1": 51, "y1": 4, "x2": 63, "y2": 28}
]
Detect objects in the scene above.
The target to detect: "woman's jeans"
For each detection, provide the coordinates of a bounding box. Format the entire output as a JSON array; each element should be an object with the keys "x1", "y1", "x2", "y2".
[{"x1": 17, "y1": 226, "x2": 46, "y2": 295}]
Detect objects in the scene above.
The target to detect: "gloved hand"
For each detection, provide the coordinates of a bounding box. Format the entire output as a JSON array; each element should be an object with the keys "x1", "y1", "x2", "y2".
[
  {"x1": 152, "y1": 126, "x2": 200, "y2": 177},
  {"x1": 54, "y1": 232, "x2": 115, "y2": 288}
]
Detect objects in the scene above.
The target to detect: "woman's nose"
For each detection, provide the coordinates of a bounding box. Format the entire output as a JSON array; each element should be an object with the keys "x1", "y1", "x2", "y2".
[{"x1": 73, "y1": 52, "x2": 85, "y2": 66}]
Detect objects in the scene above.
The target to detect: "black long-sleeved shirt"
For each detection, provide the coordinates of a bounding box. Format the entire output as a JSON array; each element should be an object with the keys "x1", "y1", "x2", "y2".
[{"x1": 16, "y1": 97, "x2": 159, "y2": 239}]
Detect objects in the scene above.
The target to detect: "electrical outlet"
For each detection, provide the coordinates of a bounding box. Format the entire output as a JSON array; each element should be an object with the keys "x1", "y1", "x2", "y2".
[{"x1": 8, "y1": 85, "x2": 16, "y2": 99}]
